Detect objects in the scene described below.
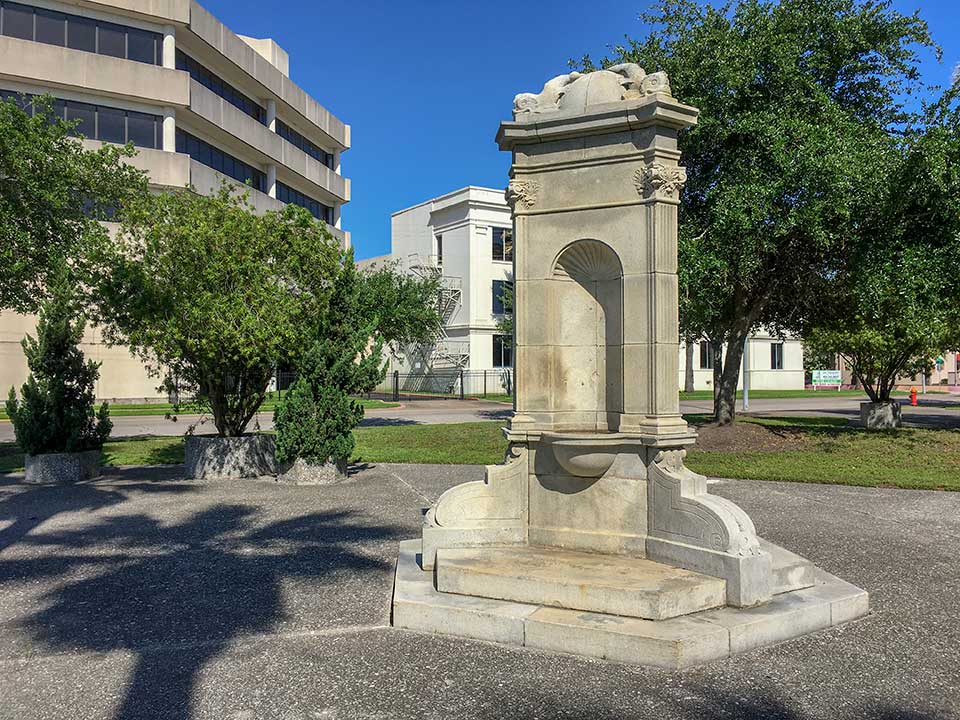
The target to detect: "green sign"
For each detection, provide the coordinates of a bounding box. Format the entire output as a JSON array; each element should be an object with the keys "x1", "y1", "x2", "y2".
[{"x1": 812, "y1": 370, "x2": 842, "y2": 387}]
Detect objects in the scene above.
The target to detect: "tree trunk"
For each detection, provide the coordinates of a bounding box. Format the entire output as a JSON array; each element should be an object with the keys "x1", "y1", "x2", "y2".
[
  {"x1": 684, "y1": 338, "x2": 696, "y2": 393},
  {"x1": 714, "y1": 324, "x2": 751, "y2": 426},
  {"x1": 710, "y1": 337, "x2": 723, "y2": 418}
]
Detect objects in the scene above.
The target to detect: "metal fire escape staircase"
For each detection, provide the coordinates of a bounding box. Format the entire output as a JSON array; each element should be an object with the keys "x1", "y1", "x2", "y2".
[{"x1": 405, "y1": 253, "x2": 469, "y2": 392}]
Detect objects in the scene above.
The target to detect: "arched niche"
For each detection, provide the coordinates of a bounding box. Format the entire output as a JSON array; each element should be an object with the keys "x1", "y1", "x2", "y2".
[{"x1": 550, "y1": 239, "x2": 624, "y2": 431}]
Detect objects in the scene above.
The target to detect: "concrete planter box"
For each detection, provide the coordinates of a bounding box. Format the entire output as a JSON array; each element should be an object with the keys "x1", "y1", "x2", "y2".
[
  {"x1": 278, "y1": 457, "x2": 349, "y2": 485},
  {"x1": 184, "y1": 435, "x2": 277, "y2": 479},
  {"x1": 24, "y1": 450, "x2": 101, "y2": 484},
  {"x1": 860, "y1": 401, "x2": 902, "y2": 430}
]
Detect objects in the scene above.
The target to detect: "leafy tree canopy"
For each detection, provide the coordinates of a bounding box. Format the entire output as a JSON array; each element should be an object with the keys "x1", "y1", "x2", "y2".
[
  {"x1": 805, "y1": 87, "x2": 960, "y2": 403},
  {"x1": 85, "y1": 185, "x2": 343, "y2": 437},
  {"x1": 276, "y1": 253, "x2": 442, "y2": 465},
  {"x1": 581, "y1": 0, "x2": 938, "y2": 423},
  {"x1": 0, "y1": 94, "x2": 148, "y2": 313}
]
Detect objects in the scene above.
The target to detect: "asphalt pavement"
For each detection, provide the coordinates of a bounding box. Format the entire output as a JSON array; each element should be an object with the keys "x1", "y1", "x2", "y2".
[{"x1": 0, "y1": 464, "x2": 957, "y2": 719}]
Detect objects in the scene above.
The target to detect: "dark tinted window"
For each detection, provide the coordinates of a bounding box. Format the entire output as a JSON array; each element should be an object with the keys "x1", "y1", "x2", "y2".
[
  {"x1": 126, "y1": 110, "x2": 156, "y2": 149},
  {"x1": 176, "y1": 50, "x2": 265, "y2": 124},
  {"x1": 492, "y1": 280, "x2": 512, "y2": 315},
  {"x1": 67, "y1": 15, "x2": 95, "y2": 52},
  {"x1": 3, "y1": 3, "x2": 34, "y2": 40},
  {"x1": 97, "y1": 22, "x2": 125, "y2": 58},
  {"x1": 276, "y1": 182, "x2": 333, "y2": 222},
  {"x1": 34, "y1": 8, "x2": 65, "y2": 46},
  {"x1": 175, "y1": 130, "x2": 266, "y2": 193},
  {"x1": 97, "y1": 105, "x2": 125, "y2": 143},
  {"x1": 276, "y1": 120, "x2": 334, "y2": 168},
  {"x1": 493, "y1": 335, "x2": 512, "y2": 368},
  {"x1": 492, "y1": 227, "x2": 512, "y2": 261},
  {"x1": 65, "y1": 101, "x2": 96, "y2": 138},
  {"x1": 126, "y1": 28, "x2": 155, "y2": 64}
]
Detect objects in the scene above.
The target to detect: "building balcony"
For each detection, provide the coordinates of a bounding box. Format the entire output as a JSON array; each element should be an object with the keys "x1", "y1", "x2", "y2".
[
  {"x1": 0, "y1": 35, "x2": 189, "y2": 108},
  {"x1": 186, "y1": 81, "x2": 348, "y2": 204}
]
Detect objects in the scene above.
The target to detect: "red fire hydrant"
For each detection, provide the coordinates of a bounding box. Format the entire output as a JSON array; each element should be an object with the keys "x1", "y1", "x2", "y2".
[{"x1": 910, "y1": 387, "x2": 918, "y2": 406}]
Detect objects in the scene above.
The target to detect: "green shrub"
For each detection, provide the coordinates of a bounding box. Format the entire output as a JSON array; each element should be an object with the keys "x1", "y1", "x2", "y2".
[
  {"x1": 6, "y1": 278, "x2": 111, "y2": 455},
  {"x1": 274, "y1": 377, "x2": 361, "y2": 465}
]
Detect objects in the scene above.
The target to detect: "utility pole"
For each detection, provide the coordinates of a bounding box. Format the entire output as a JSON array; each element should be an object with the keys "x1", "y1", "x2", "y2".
[{"x1": 742, "y1": 336, "x2": 750, "y2": 412}]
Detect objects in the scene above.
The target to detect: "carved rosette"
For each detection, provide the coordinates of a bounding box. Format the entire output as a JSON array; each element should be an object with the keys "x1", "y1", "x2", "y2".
[
  {"x1": 635, "y1": 162, "x2": 687, "y2": 200},
  {"x1": 505, "y1": 180, "x2": 540, "y2": 210}
]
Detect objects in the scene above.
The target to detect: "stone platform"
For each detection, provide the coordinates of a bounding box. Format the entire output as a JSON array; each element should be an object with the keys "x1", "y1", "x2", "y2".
[
  {"x1": 392, "y1": 540, "x2": 869, "y2": 669},
  {"x1": 437, "y1": 546, "x2": 726, "y2": 620}
]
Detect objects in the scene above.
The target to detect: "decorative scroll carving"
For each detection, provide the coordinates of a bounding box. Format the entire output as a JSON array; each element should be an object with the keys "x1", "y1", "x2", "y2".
[
  {"x1": 648, "y1": 449, "x2": 762, "y2": 558},
  {"x1": 513, "y1": 64, "x2": 672, "y2": 115},
  {"x1": 635, "y1": 163, "x2": 687, "y2": 200},
  {"x1": 505, "y1": 180, "x2": 540, "y2": 210},
  {"x1": 433, "y1": 444, "x2": 526, "y2": 527}
]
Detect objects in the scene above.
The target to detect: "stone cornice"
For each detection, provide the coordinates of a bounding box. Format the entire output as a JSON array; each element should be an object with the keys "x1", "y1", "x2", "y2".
[{"x1": 496, "y1": 95, "x2": 699, "y2": 151}]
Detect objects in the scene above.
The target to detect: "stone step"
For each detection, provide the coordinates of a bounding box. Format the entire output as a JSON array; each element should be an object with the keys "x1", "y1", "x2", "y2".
[
  {"x1": 762, "y1": 539, "x2": 817, "y2": 595},
  {"x1": 435, "y1": 545, "x2": 727, "y2": 621}
]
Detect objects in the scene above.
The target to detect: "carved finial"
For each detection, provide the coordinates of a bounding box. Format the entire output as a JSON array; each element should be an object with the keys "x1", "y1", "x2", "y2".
[
  {"x1": 635, "y1": 163, "x2": 687, "y2": 200},
  {"x1": 513, "y1": 64, "x2": 672, "y2": 116},
  {"x1": 505, "y1": 179, "x2": 540, "y2": 210}
]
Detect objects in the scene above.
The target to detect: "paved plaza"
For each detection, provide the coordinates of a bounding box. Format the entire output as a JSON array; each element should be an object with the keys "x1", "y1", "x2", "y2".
[{"x1": 0, "y1": 464, "x2": 957, "y2": 720}]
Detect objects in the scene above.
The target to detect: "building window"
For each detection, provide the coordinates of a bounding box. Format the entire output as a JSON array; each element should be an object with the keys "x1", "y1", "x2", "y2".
[
  {"x1": 176, "y1": 50, "x2": 266, "y2": 125},
  {"x1": 435, "y1": 235, "x2": 443, "y2": 267},
  {"x1": 492, "y1": 227, "x2": 513, "y2": 262},
  {"x1": 699, "y1": 340, "x2": 714, "y2": 370},
  {"x1": 1, "y1": 90, "x2": 161, "y2": 149},
  {"x1": 492, "y1": 280, "x2": 513, "y2": 316},
  {"x1": 276, "y1": 119, "x2": 335, "y2": 168},
  {"x1": 176, "y1": 129, "x2": 266, "y2": 193},
  {"x1": 493, "y1": 335, "x2": 512, "y2": 368},
  {"x1": 771, "y1": 342, "x2": 784, "y2": 370},
  {"x1": 276, "y1": 181, "x2": 334, "y2": 223},
  {"x1": 0, "y1": 3, "x2": 161, "y2": 64}
]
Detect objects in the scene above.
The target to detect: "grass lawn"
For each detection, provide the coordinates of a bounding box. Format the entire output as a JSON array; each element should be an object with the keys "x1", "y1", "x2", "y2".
[
  {"x1": 676, "y1": 388, "x2": 941, "y2": 401},
  {"x1": 2, "y1": 417, "x2": 957, "y2": 491}
]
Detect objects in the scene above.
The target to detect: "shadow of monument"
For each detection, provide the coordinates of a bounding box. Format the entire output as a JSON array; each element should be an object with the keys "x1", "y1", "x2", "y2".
[{"x1": 0, "y1": 499, "x2": 404, "y2": 720}]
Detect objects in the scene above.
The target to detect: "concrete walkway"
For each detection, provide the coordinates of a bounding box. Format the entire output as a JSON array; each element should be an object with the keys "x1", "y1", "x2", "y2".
[{"x1": 0, "y1": 464, "x2": 957, "y2": 719}]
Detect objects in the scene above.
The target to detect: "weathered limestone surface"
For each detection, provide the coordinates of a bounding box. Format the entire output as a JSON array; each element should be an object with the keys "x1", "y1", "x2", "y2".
[
  {"x1": 394, "y1": 63, "x2": 868, "y2": 667},
  {"x1": 392, "y1": 540, "x2": 869, "y2": 669},
  {"x1": 436, "y1": 545, "x2": 726, "y2": 620}
]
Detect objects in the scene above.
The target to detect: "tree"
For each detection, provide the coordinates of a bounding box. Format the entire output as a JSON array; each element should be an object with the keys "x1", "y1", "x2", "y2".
[
  {"x1": 6, "y1": 272, "x2": 111, "y2": 455},
  {"x1": 0, "y1": 94, "x2": 148, "y2": 313},
  {"x1": 805, "y1": 88, "x2": 960, "y2": 406},
  {"x1": 275, "y1": 253, "x2": 441, "y2": 465},
  {"x1": 583, "y1": 0, "x2": 937, "y2": 424},
  {"x1": 85, "y1": 185, "x2": 343, "y2": 437}
]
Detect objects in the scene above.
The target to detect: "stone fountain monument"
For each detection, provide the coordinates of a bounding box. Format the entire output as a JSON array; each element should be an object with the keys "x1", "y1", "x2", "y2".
[{"x1": 391, "y1": 65, "x2": 868, "y2": 668}]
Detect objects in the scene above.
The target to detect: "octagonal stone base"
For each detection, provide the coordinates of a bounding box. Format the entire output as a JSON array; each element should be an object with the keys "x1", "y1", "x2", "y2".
[{"x1": 391, "y1": 539, "x2": 869, "y2": 669}]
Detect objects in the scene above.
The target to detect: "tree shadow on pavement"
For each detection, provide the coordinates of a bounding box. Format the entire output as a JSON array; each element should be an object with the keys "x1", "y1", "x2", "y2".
[
  {"x1": 474, "y1": 683, "x2": 952, "y2": 720},
  {"x1": 0, "y1": 493, "x2": 404, "y2": 720}
]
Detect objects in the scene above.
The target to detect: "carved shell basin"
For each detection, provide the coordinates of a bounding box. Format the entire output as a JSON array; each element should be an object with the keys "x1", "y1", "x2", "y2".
[{"x1": 544, "y1": 433, "x2": 624, "y2": 478}]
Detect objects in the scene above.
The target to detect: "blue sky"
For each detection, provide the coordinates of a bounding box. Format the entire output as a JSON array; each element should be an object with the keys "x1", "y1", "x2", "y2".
[{"x1": 199, "y1": 0, "x2": 959, "y2": 260}]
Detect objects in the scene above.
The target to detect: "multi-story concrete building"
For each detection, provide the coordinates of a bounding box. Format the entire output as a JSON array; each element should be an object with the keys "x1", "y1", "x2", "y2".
[
  {"x1": 0, "y1": 0, "x2": 350, "y2": 401},
  {"x1": 379, "y1": 186, "x2": 805, "y2": 395}
]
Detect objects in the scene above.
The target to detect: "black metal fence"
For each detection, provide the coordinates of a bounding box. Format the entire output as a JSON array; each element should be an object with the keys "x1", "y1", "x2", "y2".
[
  {"x1": 365, "y1": 369, "x2": 514, "y2": 402},
  {"x1": 273, "y1": 368, "x2": 514, "y2": 403}
]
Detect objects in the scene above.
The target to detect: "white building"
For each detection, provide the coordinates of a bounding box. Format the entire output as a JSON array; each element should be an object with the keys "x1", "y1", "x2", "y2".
[
  {"x1": 0, "y1": 0, "x2": 350, "y2": 401},
  {"x1": 679, "y1": 331, "x2": 805, "y2": 392},
  {"x1": 375, "y1": 186, "x2": 804, "y2": 395}
]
